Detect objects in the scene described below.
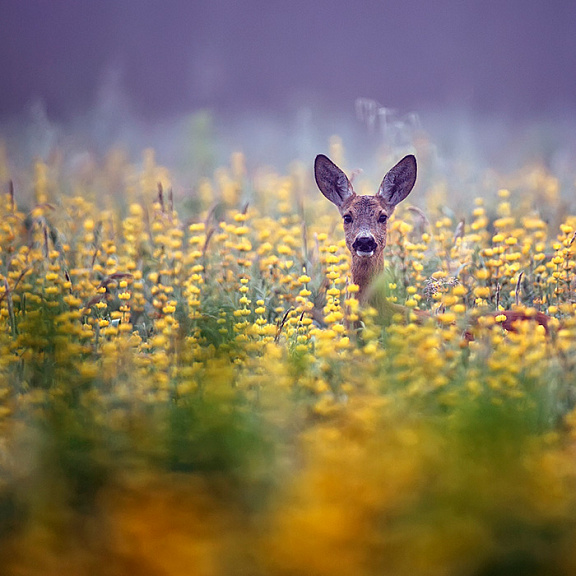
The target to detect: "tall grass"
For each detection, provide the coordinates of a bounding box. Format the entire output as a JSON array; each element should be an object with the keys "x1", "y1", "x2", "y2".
[{"x1": 0, "y1": 138, "x2": 575, "y2": 575}]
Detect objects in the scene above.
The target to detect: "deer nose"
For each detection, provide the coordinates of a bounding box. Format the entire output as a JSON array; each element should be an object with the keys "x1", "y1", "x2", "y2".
[{"x1": 352, "y1": 235, "x2": 377, "y2": 255}]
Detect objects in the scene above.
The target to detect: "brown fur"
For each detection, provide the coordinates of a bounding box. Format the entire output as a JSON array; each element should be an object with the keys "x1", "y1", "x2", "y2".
[
  {"x1": 314, "y1": 154, "x2": 417, "y2": 302},
  {"x1": 314, "y1": 153, "x2": 553, "y2": 337},
  {"x1": 341, "y1": 195, "x2": 388, "y2": 299}
]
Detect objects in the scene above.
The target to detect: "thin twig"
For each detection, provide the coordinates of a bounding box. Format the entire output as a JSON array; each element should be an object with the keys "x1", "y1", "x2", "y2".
[
  {"x1": 157, "y1": 182, "x2": 165, "y2": 213},
  {"x1": 275, "y1": 308, "x2": 293, "y2": 343},
  {"x1": 8, "y1": 180, "x2": 14, "y2": 213},
  {"x1": 515, "y1": 272, "x2": 524, "y2": 306}
]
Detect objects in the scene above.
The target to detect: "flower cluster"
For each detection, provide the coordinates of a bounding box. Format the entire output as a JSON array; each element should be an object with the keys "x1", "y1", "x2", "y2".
[{"x1": 0, "y1": 143, "x2": 576, "y2": 575}]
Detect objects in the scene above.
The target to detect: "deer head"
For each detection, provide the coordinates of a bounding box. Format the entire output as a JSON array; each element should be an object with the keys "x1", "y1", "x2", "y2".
[{"x1": 314, "y1": 154, "x2": 417, "y2": 296}]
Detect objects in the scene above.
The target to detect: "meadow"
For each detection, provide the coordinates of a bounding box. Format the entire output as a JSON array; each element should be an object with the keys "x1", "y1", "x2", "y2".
[{"x1": 1, "y1": 134, "x2": 576, "y2": 576}]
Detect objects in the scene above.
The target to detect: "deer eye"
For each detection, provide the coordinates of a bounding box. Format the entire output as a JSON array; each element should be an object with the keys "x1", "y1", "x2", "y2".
[
  {"x1": 378, "y1": 214, "x2": 387, "y2": 224},
  {"x1": 343, "y1": 214, "x2": 353, "y2": 224}
]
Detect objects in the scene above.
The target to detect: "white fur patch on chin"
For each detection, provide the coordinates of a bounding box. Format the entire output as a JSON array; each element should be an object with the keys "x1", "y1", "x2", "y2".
[{"x1": 355, "y1": 250, "x2": 374, "y2": 257}]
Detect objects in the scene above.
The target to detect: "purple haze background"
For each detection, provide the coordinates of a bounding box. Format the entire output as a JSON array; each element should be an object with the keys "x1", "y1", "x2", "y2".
[{"x1": 1, "y1": 0, "x2": 576, "y2": 169}]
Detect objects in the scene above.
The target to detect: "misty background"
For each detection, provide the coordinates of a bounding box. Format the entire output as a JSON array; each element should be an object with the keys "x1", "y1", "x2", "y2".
[{"x1": 1, "y1": 0, "x2": 576, "y2": 180}]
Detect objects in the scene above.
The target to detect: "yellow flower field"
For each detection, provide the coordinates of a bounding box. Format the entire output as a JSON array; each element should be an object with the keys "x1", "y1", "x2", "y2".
[{"x1": 1, "y1": 137, "x2": 576, "y2": 575}]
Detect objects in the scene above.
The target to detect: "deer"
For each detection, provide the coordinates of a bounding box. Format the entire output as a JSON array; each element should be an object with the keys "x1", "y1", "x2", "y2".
[
  {"x1": 314, "y1": 153, "x2": 422, "y2": 325},
  {"x1": 314, "y1": 153, "x2": 553, "y2": 335}
]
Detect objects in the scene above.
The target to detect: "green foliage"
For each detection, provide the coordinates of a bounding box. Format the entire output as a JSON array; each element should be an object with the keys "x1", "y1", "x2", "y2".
[{"x1": 0, "y1": 141, "x2": 576, "y2": 575}]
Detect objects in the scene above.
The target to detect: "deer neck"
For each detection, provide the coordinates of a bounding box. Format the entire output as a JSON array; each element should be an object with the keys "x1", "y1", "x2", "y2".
[{"x1": 351, "y1": 253, "x2": 384, "y2": 301}]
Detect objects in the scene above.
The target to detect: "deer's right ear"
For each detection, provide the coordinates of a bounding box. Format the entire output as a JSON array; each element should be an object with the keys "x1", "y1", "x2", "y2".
[{"x1": 314, "y1": 154, "x2": 355, "y2": 209}]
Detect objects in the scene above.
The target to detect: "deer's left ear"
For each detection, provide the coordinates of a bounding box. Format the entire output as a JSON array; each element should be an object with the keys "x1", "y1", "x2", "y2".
[{"x1": 377, "y1": 155, "x2": 417, "y2": 210}]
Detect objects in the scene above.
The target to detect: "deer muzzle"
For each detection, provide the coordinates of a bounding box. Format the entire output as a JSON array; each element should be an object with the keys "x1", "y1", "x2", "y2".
[{"x1": 352, "y1": 234, "x2": 378, "y2": 257}]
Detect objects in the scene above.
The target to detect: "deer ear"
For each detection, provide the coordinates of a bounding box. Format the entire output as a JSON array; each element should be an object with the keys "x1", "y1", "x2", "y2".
[
  {"x1": 314, "y1": 154, "x2": 355, "y2": 209},
  {"x1": 377, "y1": 155, "x2": 417, "y2": 210}
]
